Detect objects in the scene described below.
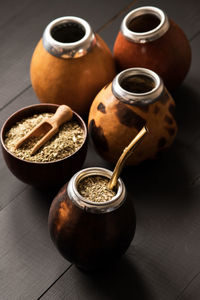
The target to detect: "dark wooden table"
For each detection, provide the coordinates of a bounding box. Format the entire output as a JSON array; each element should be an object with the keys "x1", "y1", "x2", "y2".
[{"x1": 1, "y1": 0, "x2": 200, "y2": 299}]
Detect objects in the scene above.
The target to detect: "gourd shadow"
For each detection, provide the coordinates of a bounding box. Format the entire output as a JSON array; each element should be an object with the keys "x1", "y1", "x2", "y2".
[
  {"x1": 28, "y1": 185, "x2": 58, "y2": 214},
  {"x1": 122, "y1": 145, "x2": 190, "y2": 207},
  {"x1": 121, "y1": 83, "x2": 199, "y2": 209},
  {"x1": 77, "y1": 255, "x2": 152, "y2": 300},
  {"x1": 9, "y1": 185, "x2": 57, "y2": 239},
  {"x1": 172, "y1": 83, "x2": 200, "y2": 134}
]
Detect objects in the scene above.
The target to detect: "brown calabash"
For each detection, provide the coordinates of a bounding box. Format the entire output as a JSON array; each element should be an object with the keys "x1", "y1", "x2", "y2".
[
  {"x1": 88, "y1": 72, "x2": 177, "y2": 166},
  {"x1": 113, "y1": 8, "x2": 191, "y2": 91},
  {"x1": 30, "y1": 17, "x2": 116, "y2": 117},
  {"x1": 48, "y1": 168, "x2": 136, "y2": 270}
]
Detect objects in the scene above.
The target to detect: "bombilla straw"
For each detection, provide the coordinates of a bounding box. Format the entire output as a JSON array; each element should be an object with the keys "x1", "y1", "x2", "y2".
[{"x1": 107, "y1": 126, "x2": 148, "y2": 191}]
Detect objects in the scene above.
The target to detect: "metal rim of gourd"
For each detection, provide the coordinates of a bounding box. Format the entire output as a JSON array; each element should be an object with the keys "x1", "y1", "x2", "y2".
[
  {"x1": 121, "y1": 6, "x2": 170, "y2": 43},
  {"x1": 67, "y1": 167, "x2": 126, "y2": 213},
  {"x1": 112, "y1": 67, "x2": 164, "y2": 106},
  {"x1": 43, "y1": 16, "x2": 95, "y2": 58}
]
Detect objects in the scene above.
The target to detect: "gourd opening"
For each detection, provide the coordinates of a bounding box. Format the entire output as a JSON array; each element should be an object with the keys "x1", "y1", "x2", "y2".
[
  {"x1": 112, "y1": 68, "x2": 164, "y2": 105},
  {"x1": 77, "y1": 174, "x2": 117, "y2": 203},
  {"x1": 68, "y1": 167, "x2": 126, "y2": 212},
  {"x1": 51, "y1": 21, "x2": 86, "y2": 43},
  {"x1": 120, "y1": 74, "x2": 155, "y2": 94},
  {"x1": 128, "y1": 13, "x2": 161, "y2": 33},
  {"x1": 121, "y1": 7, "x2": 169, "y2": 43}
]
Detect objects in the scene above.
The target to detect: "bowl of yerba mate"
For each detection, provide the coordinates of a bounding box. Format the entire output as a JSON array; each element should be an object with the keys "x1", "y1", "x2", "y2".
[{"x1": 1, "y1": 104, "x2": 87, "y2": 188}]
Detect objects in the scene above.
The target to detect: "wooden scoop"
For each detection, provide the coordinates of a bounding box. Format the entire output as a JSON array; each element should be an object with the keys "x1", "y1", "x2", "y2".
[
  {"x1": 107, "y1": 126, "x2": 148, "y2": 191},
  {"x1": 15, "y1": 105, "x2": 73, "y2": 155}
]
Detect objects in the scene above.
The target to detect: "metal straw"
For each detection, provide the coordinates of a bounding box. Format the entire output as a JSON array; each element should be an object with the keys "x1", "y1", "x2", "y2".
[{"x1": 108, "y1": 126, "x2": 148, "y2": 191}]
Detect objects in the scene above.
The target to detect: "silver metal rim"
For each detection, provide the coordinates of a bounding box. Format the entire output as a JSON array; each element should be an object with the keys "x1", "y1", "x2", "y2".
[
  {"x1": 121, "y1": 6, "x2": 170, "y2": 43},
  {"x1": 112, "y1": 67, "x2": 164, "y2": 106},
  {"x1": 43, "y1": 16, "x2": 96, "y2": 58},
  {"x1": 67, "y1": 167, "x2": 126, "y2": 213}
]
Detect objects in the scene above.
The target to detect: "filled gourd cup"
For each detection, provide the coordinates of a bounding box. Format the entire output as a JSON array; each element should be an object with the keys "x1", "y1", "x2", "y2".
[
  {"x1": 1, "y1": 104, "x2": 87, "y2": 188},
  {"x1": 48, "y1": 167, "x2": 136, "y2": 270}
]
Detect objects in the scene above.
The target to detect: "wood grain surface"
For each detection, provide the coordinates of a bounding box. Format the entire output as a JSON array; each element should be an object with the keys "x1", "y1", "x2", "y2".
[{"x1": 0, "y1": 0, "x2": 200, "y2": 299}]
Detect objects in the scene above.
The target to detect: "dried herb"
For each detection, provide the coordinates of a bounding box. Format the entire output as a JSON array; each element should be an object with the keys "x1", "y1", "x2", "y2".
[
  {"x1": 78, "y1": 175, "x2": 116, "y2": 202},
  {"x1": 4, "y1": 113, "x2": 84, "y2": 162}
]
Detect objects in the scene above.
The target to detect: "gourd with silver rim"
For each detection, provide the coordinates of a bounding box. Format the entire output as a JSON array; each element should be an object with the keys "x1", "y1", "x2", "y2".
[
  {"x1": 113, "y1": 6, "x2": 191, "y2": 90},
  {"x1": 48, "y1": 167, "x2": 136, "y2": 270},
  {"x1": 31, "y1": 16, "x2": 116, "y2": 116},
  {"x1": 88, "y1": 67, "x2": 177, "y2": 165}
]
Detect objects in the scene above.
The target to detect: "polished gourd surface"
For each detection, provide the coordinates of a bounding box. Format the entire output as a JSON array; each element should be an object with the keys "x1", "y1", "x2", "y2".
[{"x1": 30, "y1": 35, "x2": 116, "y2": 116}]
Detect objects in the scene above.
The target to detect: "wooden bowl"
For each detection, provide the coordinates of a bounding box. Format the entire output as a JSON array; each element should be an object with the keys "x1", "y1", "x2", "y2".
[{"x1": 1, "y1": 104, "x2": 88, "y2": 188}]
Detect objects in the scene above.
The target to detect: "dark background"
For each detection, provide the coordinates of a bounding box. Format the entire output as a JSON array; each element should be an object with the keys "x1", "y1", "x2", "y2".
[{"x1": 0, "y1": 0, "x2": 200, "y2": 299}]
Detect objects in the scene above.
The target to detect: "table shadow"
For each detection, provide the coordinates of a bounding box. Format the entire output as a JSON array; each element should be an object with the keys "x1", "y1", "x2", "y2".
[{"x1": 77, "y1": 255, "x2": 153, "y2": 300}]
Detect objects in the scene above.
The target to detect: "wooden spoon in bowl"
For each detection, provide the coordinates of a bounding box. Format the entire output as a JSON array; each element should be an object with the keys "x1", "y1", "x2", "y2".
[{"x1": 15, "y1": 105, "x2": 73, "y2": 155}]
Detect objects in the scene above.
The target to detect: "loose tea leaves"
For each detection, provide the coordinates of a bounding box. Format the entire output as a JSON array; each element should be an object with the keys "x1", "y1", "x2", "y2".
[
  {"x1": 78, "y1": 175, "x2": 116, "y2": 202},
  {"x1": 4, "y1": 113, "x2": 84, "y2": 162}
]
